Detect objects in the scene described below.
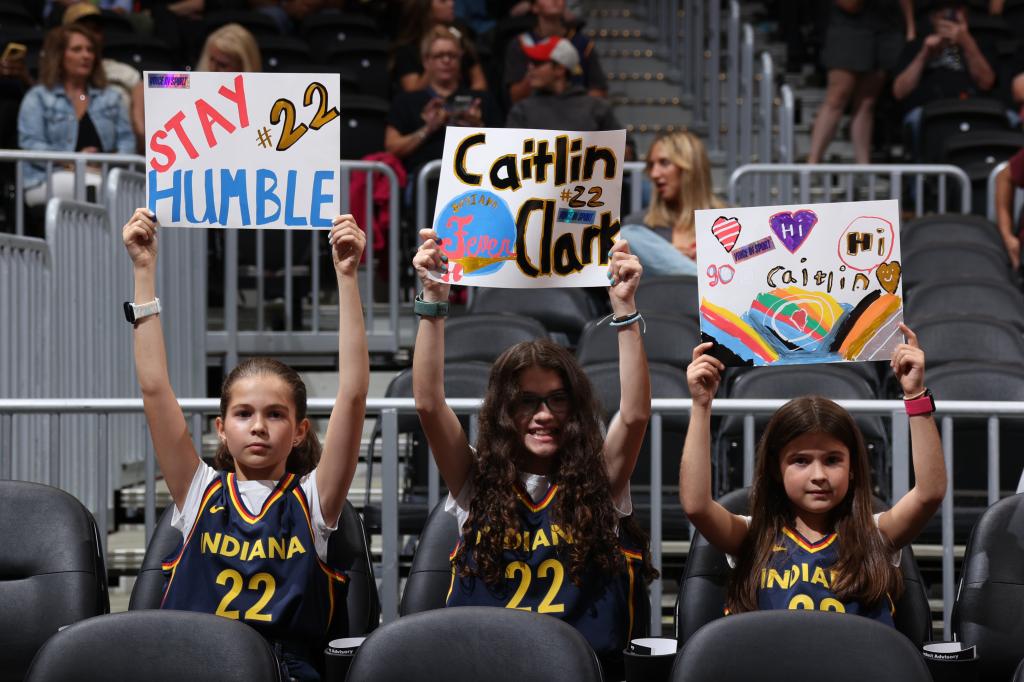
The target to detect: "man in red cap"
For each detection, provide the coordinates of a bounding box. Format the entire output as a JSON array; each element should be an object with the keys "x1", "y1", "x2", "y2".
[{"x1": 507, "y1": 36, "x2": 627, "y2": 153}]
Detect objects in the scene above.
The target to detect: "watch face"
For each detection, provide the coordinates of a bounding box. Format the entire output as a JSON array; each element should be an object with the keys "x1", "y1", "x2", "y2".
[{"x1": 123, "y1": 301, "x2": 135, "y2": 323}]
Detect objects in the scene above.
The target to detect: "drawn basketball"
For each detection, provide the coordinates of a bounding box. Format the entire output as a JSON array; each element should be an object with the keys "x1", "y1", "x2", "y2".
[{"x1": 433, "y1": 190, "x2": 517, "y2": 278}]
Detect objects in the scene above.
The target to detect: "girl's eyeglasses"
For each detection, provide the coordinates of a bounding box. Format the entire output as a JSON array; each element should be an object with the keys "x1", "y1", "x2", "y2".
[{"x1": 513, "y1": 391, "x2": 572, "y2": 418}]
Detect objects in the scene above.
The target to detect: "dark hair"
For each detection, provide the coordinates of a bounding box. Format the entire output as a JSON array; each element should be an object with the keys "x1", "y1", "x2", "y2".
[
  {"x1": 455, "y1": 339, "x2": 657, "y2": 586},
  {"x1": 726, "y1": 396, "x2": 902, "y2": 613},
  {"x1": 213, "y1": 357, "x2": 321, "y2": 476},
  {"x1": 40, "y1": 24, "x2": 106, "y2": 89}
]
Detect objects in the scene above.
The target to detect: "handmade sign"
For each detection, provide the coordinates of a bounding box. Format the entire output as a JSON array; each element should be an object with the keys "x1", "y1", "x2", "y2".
[
  {"x1": 695, "y1": 199, "x2": 903, "y2": 366},
  {"x1": 429, "y1": 127, "x2": 625, "y2": 287},
  {"x1": 144, "y1": 72, "x2": 340, "y2": 229}
]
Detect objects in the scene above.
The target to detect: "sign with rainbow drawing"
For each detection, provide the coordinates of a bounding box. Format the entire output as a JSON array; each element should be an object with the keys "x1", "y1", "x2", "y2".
[
  {"x1": 694, "y1": 199, "x2": 903, "y2": 366},
  {"x1": 429, "y1": 127, "x2": 625, "y2": 287}
]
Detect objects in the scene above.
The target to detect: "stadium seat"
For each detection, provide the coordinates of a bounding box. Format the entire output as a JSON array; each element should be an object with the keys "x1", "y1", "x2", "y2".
[
  {"x1": 919, "y1": 98, "x2": 1010, "y2": 163},
  {"x1": 337, "y1": 95, "x2": 390, "y2": 160},
  {"x1": 942, "y1": 130, "x2": 1024, "y2": 170},
  {"x1": 713, "y1": 365, "x2": 889, "y2": 496},
  {"x1": 347, "y1": 606, "x2": 603, "y2": 682},
  {"x1": 576, "y1": 312, "x2": 700, "y2": 370},
  {"x1": 634, "y1": 274, "x2": 700, "y2": 320},
  {"x1": 905, "y1": 278, "x2": 1024, "y2": 331},
  {"x1": 952, "y1": 493, "x2": 1024, "y2": 681},
  {"x1": 202, "y1": 10, "x2": 282, "y2": 38},
  {"x1": 467, "y1": 287, "x2": 600, "y2": 347},
  {"x1": 399, "y1": 500, "x2": 461, "y2": 616},
  {"x1": 671, "y1": 610, "x2": 931, "y2": 682},
  {"x1": 104, "y1": 35, "x2": 179, "y2": 72},
  {"x1": 96, "y1": 9, "x2": 137, "y2": 37},
  {"x1": 257, "y1": 35, "x2": 312, "y2": 72},
  {"x1": 316, "y1": 38, "x2": 390, "y2": 99},
  {"x1": 23, "y1": 611, "x2": 281, "y2": 682},
  {"x1": 902, "y1": 243, "x2": 1014, "y2": 289},
  {"x1": 130, "y1": 499, "x2": 380, "y2": 641},
  {"x1": 443, "y1": 312, "x2": 548, "y2": 363},
  {"x1": 912, "y1": 315, "x2": 1024, "y2": 367},
  {"x1": 900, "y1": 214, "x2": 1006, "y2": 254},
  {"x1": 0, "y1": 481, "x2": 108, "y2": 682},
  {"x1": 0, "y1": 1, "x2": 39, "y2": 31},
  {"x1": 300, "y1": 11, "x2": 381, "y2": 51},
  {"x1": 674, "y1": 488, "x2": 932, "y2": 649}
]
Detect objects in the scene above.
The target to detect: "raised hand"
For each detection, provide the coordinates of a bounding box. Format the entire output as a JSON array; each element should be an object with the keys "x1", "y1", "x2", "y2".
[
  {"x1": 607, "y1": 239, "x2": 642, "y2": 314},
  {"x1": 330, "y1": 214, "x2": 366, "y2": 278},
  {"x1": 687, "y1": 342, "x2": 725, "y2": 409},
  {"x1": 413, "y1": 227, "x2": 451, "y2": 303},
  {"x1": 122, "y1": 207, "x2": 158, "y2": 270},
  {"x1": 891, "y1": 323, "x2": 926, "y2": 397}
]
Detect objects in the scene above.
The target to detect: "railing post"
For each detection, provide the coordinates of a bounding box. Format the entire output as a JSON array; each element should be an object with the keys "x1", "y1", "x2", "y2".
[
  {"x1": 891, "y1": 410, "x2": 910, "y2": 502},
  {"x1": 941, "y1": 416, "x2": 954, "y2": 637},
  {"x1": 381, "y1": 408, "x2": 399, "y2": 622},
  {"x1": 988, "y1": 416, "x2": 1000, "y2": 506},
  {"x1": 650, "y1": 412, "x2": 663, "y2": 636},
  {"x1": 742, "y1": 413, "x2": 755, "y2": 487}
]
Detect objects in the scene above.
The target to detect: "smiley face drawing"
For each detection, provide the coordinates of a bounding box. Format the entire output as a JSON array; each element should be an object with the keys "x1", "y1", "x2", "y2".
[{"x1": 875, "y1": 260, "x2": 901, "y2": 295}]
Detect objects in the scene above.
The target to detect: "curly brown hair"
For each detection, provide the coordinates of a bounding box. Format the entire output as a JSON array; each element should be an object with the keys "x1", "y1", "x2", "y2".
[
  {"x1": 454, "y1": 339, "x2": 656, "y2": 586},
  {"x1": 213, "y1": 357, "x2": 321, "y2": 477},
  {"x1": 726, "y1": 396, "x2": 902, "y2": 613}
]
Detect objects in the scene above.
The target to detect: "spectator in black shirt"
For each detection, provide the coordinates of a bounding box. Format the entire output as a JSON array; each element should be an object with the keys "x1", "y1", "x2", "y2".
[
  {"x1": 385, "y1": 26, "x2": 498, "y2": 182},
  {"x1": 392, "y1": 0, "x2": 487, "y2": 92}
]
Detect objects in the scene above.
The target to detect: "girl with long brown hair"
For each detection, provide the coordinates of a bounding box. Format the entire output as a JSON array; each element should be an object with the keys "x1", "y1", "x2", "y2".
[
  {"x1": 680, "y1": 325, "x2": 946, "y2": 621},
  {"x1": 411, "y1": 227, "x2": 655, "y2": 675}
]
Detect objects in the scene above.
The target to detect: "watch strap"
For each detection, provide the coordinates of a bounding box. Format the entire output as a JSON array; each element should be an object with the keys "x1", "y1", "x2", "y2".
[
  {"x1": 904, "y1": 388, "x2": 935, "y2": 417},
  {"x1": 124, "y1": 298, "x2": 161, "y2": 323},
  {"x1": 414, "y1": 291, "x2": 448, "y2": 318}
]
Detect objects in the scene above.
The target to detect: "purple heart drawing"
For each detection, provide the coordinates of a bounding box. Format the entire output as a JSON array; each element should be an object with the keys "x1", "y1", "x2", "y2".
[{"x1": 769, "y1": 209, "x2": 819, "y2": 253}]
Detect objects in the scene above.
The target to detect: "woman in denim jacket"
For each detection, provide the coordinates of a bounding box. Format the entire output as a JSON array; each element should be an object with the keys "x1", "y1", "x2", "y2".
[{"x1": 17, "y1": 24, "x2": 134, "y2": 207}]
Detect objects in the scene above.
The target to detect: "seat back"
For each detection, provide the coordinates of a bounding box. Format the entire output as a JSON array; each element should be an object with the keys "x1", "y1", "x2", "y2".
[
  {"x1": 577, "y1": 312, "x2": 700, "y2": 369},
  {"x1": 902, "y1": 243, "x2": 1013, "y2": 288},
  {"x1": 675, "y1": 488, "x2": 932, "y2": 648},
  {"x1": 913, "y1": 314, "x2": 1024, "y2": 367},
  {"x1": 953, "y1": 493, "x2": 1024, "y2": 681},
  {"x1": 900, "y1": 213, "x2": 1006, "y2": 253},
  {"x1": 906, "y1": 278, "x2": 1024, "y2": 331},
  {"x1": 943, "y1": 130, "x2": 1024, "y2": 169},
  {"x1": 920, "y1": 98, "x2": 1011, "y2": 163},
  {"x1": 337, "y1": 94, "x2": 390, "y2": 159},
  {"x1": 671, "y1": 610, "x2": 931, "y2": 682},
  {"x1": 347, "y1": 606, "x2": 603, "y2": 682},
  {"x1": 634, "y1": 274, "x2": 700, "y2": 320},
  {"x1": 24, "y1": 611, "x2": 281, "y2": 682},
  {"x1": 130, "y1": 499, "x2": 379, "y2": 638},
  {"x1": 0, "y1": 481, "x2": 108, "y2": 682},
  {"x1": 444, "y1": 313, "x2": 548, "y2": 363},
  {"x1": 467, "y1": 287, "x2": 599, "y2": 346}
]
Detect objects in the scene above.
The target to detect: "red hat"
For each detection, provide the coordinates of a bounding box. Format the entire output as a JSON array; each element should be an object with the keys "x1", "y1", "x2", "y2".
[{"x1": 521, "y1": 37, "x2": 581, "y2": 74}]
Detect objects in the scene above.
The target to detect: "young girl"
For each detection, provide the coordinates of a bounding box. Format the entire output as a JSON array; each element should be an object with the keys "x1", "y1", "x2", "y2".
[
  {"x1": 411, "y1": 228, "x2": 655, "y2": 674},
  {"x1": 122, "y1": 208, "x2": 369, "y2": 680},
  {"x1": 680, "y1": 326, "x2": 946, "y2": 621}
]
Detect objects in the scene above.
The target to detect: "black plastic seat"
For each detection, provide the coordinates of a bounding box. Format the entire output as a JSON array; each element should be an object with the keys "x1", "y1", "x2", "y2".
[
  {"x1": 913, "y1": 314, "x2": 1024, "y2": 367},
  {"x1": 202, "y1": 10, "x2": 282, "y2": 38},
  {"x1": 467, "y1": 287, "x2": 600, "y2": 347},
  {"x1": 0, "y1": 481, "x2": 108, "y2": 682},
  {"x1": 130, "y1": 499, "x2": 380, "y2": 643},
  {"x1": 300, "y1": 11, "x2": 381, "y2": 53},
  {"x1": 900, "y1": 213, "x2": 1006, "y2": 253},
  {"x1": 634, "y1": 274, "x2": 700, "y2": 320},
  {"x1": 671, "y1": 610, "x2": 931, "y2": 682},
  {"x1": 444, "y1": 312, "x2": 548, "y2": 363},
  {"x1": 920, "y1": 98, "x2": 1011, "y2": 163},
  {"x1": 24, "y1": 611, "x2": 281, "y2": 682},
  {"x1": 104, "y1": 35, "x2": 178, "y2": 72},
  {"x1": 906, "y1": 278, "x2": 1024, "y2": 331},
  {"x1": 902, "y1": 243, "x2": 1014, "y2": 289},
  {"x1": 400, "y1": 500, "x2": 461, "y2": 616},
  {"x1": 337, "y1": 94, "x2": 389, "y2": 160},
  {"x1": 347, "y1": 606, "x2": 603, "y2": 681},
  {"x1": 258, "y1": 35, "x2": 312, "y2": 72},
  {"x1": 316, "y1": 37, "x2": 390, "y2": 99},
  {"x1": 953, "y1": 493, "x2": 1024, "y2": 681},
  {"x1": 576, "y1": 312, "x2": 700, "y2": 370},
  {"x1": 675, "y1": 488, "x2": 932, "y2": 649},
  {"x1": 943, "y1": 130, "x2": 1024, "y2": 169}
]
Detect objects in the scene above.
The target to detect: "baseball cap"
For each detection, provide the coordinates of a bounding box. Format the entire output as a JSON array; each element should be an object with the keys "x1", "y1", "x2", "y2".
[
  {"x1": 62, "y1": 2, "x2": 101, "y2": 26},
  {"x1": 521, "y1": 37, "x2": 581, "y2": 74}
]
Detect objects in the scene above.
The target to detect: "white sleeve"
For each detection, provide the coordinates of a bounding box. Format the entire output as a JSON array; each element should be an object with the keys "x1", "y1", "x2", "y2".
[
  {"x1": 301, "y1": 469, "x2": 337, "y2": 563},
  {"x1": 613, "y1": 482, "x2": 634, "y2": 518},
  {"x1": 444, "y1": 479, "x2": 475, "y2": 533},
  {"x1": 873, "y1": 512, "x2": 903, "y2": 567},
  {"x1": 725, "y1": 515, "x2": 753, "y2": 569},
  {"x1": 170, "y1": 462, "x2": 218, "y2": 540}
]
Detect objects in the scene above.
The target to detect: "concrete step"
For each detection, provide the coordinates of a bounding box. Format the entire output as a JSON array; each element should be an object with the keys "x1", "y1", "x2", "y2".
[
  {"x1": 600, "y1": 55, "x2": 675, "y2": 73},
  {"x1": 615, "y1": 103, "x2": 694, "y2": 127},
  {"x1": 582, "y1": 13, "x2": 654, "y2": 34}
]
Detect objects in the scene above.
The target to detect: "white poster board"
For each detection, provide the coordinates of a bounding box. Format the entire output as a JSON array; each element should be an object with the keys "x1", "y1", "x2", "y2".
[
  {"x1": 694, "y1": 199, "x2": 904, "y2": 366},
  {"x1": 144, "y1": 72, "x2": 341, "y2": 229},
  {"x1": 429, "y1": 127, "x2": 625, "y2": 287}
]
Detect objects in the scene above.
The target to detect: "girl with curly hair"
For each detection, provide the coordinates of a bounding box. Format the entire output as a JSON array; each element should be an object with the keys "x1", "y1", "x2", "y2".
[{"x1": 411, "y1": 228, "x2": 655, "y2": 675}]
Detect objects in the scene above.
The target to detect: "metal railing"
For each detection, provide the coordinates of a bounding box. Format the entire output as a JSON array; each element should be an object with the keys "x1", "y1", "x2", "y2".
[
  {"x1": 729, "y1": 163, "x2": 972, "y2": 215},
  {"x1": 2, "y1": 396, "x2": 1018, "y2": 637}
]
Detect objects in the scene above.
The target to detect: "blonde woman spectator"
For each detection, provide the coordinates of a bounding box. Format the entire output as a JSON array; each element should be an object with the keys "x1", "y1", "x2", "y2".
[
  {"x1": 197, "y1": 23, "x2": 263, "y2": 72},
  {"x1": 620, "y1": 131, "x2": 725, "y2": 275}
]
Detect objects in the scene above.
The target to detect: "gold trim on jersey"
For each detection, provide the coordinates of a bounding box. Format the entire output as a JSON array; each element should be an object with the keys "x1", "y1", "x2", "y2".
[
  {"x1": 226, "y1": 472, "x2": 295, "y2": 524},
  {"x1": 781, "y1": 527, "x2": 838, "y2": 553},
  {"x1": 161, "y1": 478, "x2": 224, "y2": 604},
  {"x1": 513, "y1": 482, "x2": 558, "y2": 511}
]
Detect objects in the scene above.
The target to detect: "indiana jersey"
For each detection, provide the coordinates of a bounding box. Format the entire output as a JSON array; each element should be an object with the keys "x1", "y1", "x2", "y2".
[
  {"x1": 161, "y1": 472, "x2": 347, "y2": 640},
  {"x1": 757, "y1": 526, "x2": 894, "y2": 625},
  {"x1": 445, "y1": 482, "x2": 644, "y2": 657}
]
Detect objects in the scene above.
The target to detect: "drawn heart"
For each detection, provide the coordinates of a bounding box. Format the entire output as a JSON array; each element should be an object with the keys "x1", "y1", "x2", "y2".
[
  {"x1": 711, "y1": 216, "x2": 742, "y2": 252},
  {"x1": 769, "y1": 209, "x2": 818, "y2": 253},
  {"x1": 791, "y1": 309, "x2": 807, "y2": 329},
  {"x1": 876, "y1": 261, "x2": 902, "y2": 294}
]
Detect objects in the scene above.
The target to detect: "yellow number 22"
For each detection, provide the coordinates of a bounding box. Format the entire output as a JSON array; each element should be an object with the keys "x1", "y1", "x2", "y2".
[
  {"x1": 504, "y1": 559, "x2": 565, "y2": 614},
  {"x1": 215, "y1": 569, "x2": 276, "y2": 622}
]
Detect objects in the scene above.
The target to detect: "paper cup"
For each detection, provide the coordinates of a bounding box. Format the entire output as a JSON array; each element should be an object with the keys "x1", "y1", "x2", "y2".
[
  {"x1": 624, "y1": 637, "x2": 678, "y2": 682},
  {"x1": 324, "y1": 636, "x2": 366, "y2": 682},
  {"x1": 921, "y1": 641, "x2": 979, "y2": 682}
]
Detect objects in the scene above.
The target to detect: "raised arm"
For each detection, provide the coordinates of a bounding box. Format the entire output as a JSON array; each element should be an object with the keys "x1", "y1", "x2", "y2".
[
  {"x1": 995, "y1": 162, "x2": 1021, "y2": 270},
  {"x1": 316, "y1": 215, "x2": 370, "y2": 525},
  {"x1": 878, "y1": 324, "x2": 946, "y2": 548},
  {"x1": 679, "y1": 343, "x2": 749, "y2": 555},
  {"x1": 412, "y1": 228, "x2": 474, "y2": 497},
  {"x1": 122, "y1": 208, "x2": 199, "y2": 509},
  {"x1": 602, "y1": 240, "x2": 650, "y2": 499}
]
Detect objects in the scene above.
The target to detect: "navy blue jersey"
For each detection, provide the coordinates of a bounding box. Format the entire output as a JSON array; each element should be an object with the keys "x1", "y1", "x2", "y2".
[
  {"x1": 161, "y1": 472, "x2": 347, "y2": 641},
  {"x1": 446, "y1": 482, "x2": 644, "y2": 657},
  {"x1": 756, "y1": 526, "x2": 894, "y2": 625}
]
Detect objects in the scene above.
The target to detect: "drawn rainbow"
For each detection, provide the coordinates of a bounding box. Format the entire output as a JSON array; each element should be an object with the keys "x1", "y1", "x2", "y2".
[{"x1": 700, "y1": 298, "x2": 779, "y2": 365}]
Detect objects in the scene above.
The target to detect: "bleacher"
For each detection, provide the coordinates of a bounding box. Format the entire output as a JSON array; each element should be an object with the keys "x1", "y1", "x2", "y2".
[{"x1": 5, "y1": 0, "x2": 1024, "y2": 680}]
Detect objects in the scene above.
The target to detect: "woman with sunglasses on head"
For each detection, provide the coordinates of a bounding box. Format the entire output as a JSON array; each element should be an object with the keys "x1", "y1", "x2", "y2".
[{"x1": 410, "y1": 230, "x2": 657, "y2": 678}]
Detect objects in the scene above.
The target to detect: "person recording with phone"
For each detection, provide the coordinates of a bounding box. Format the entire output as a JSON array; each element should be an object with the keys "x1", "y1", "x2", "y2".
[{"x1": 385, "y1": 26, "x2": 497, "y2": 188}]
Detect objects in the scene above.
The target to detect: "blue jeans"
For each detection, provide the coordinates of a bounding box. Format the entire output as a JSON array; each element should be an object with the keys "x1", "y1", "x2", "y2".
[{"x1": 620, "y1": 224, "x2": 699, "y2": 276}]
